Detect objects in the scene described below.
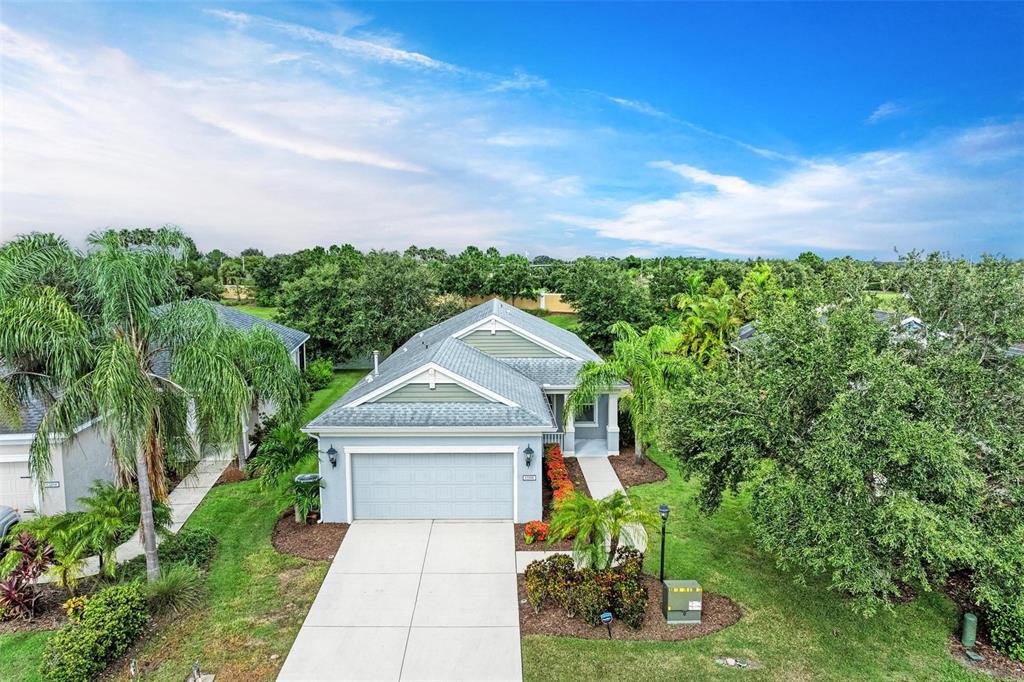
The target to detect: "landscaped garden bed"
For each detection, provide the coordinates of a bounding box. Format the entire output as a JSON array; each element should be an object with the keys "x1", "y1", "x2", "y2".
[
  {"x1": 518, "y1": 550, "x2": 741, "y2": 641},
  {"x1": 518, "y1": 573, "x2": 741, "y2": 640},
  {"x1": 272, "y1": 513, "x2": 348, "y2": 561},
  {"x1": 610, "y1": 448, "x2": 667, "y2": 488},
  {"x1": 515, "y1": 444, "x2": 591, "y2": 551},
  {"x1": 942, "y1": 572, "x2": 1024, "y2": 679},
  {"x1": 214, "y1": 459, "x2": 248, "y2": 486}
]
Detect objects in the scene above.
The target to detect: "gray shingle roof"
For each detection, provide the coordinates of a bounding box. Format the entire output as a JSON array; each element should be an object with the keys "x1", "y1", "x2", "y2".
[
  {"x1": 305, "y1": 299, "x2": 606, "y2": 430},
  {"x1": 0, "y1": 391, "x2": 47, "y2": 436},
  {"x1": 308, "y1": 336, "x2": 554, "y2": 429}
]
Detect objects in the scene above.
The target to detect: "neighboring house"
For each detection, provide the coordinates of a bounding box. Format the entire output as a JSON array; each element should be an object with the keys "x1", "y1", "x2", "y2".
[
  {"x1": 0, "y1": 302, "x2": 308, "y2": 517},
  {"x1": 304, "y1": 299, "x2": 623, "y2": 524}
]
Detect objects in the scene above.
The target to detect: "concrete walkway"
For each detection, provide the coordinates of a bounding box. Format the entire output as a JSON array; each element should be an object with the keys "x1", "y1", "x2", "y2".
[
  {"x1": 577, "y1": 456, "x2": 626, "y2": 499},
  {"x1": 279, "y1": 520, "x2": 522, "y2": 682},
  {"x1": 39, "y1": 455, "x2": 232, "y2": 582}
]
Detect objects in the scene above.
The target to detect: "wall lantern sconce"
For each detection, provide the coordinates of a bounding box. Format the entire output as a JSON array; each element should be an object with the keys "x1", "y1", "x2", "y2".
[
  {"x1": 326, "y1": 446, "x2": 338, "y2": 468},
  {"x1": 523, "y1": 444, "x2": 534, "y2": 469}
]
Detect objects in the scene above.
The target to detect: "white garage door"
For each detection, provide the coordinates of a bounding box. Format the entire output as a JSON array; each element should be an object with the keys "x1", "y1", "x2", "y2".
[
  {"x1": 351, "y1": 452, "x2": 513, "y2": 520},
  {"x1": 0, "y1": 461, "x2": 35, "y2": 513}
]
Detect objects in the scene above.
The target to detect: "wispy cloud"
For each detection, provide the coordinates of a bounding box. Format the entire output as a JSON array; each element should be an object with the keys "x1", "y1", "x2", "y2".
[
  {"x1": 866, "y1": 100, "x2": 909, "y2": 124},
  {"x1": 556, "y1": 123, "x2": 1024, "y2": 256},
  {"x1": 599, "y1": 91, "x2": 799, "y2": 162},
  {"x1": 206, "y1": 8, "x2": 463, "y2": 72}
]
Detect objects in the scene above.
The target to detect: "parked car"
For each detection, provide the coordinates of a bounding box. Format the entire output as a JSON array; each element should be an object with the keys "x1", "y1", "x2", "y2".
[{"x1": 0, "y1": 505, "x2": 19, "y2": 556}]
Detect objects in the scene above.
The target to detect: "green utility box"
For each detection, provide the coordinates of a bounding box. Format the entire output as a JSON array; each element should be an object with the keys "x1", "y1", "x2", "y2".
[{"x1": 663, "y1": 580, "x2": 702, "y2": 624}]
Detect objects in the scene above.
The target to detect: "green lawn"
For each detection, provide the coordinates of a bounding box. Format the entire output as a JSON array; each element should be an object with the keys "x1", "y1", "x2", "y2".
[
  {"x1": 867, "y1": 291, "x2": 904, "y2": 313},
  {"x1": 539, "y1": 312, "x2": 579, "y2": 333},
  {"x1": 301, "y1": 370, "x2": 367, "y2": 422},
  {"x1": 0, "y1": 632, "x2": 51, "y2": 682},
  {"x1": 111, "y1": 481, "x2": 327, "y2": 681},
  {"x1": 233, "y1": 305, "x2": 280, "y2": 321},
  {"x1": 522, "y1": 448, "x2": 983, "y2": 682}
]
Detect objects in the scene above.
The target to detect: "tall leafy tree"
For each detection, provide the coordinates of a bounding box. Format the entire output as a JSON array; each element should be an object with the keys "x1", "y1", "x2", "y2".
[
  {"x1": 567, "y1": 322, "x2": 688, "y2": 464},
  {"x1": 489, "y1": 254, "x2": 538, "y2": 304},
  {"x1": 0, "y1": 228, "x2": 303, "y2": 581},
  {"x1": 661, "y1": 263, "x2": 1023, "y2": 659},
  {"x1": 559, "y1": 257, "x2": 657, "y2": 354}
]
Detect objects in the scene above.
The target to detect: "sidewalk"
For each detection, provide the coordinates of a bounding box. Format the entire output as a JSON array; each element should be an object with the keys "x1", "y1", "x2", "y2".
[{"x1": 39, "y1": 455, "x2": 232, "y2": 582}]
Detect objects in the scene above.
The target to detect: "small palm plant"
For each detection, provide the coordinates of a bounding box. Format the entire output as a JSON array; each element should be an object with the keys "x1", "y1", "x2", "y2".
[
  {"x1": 75, "y1": 481, "x2": 171, "y2": 578},
  {"x1": 566, "y1": 322, "x2": 689, "y2": 464},
  {"x1": 548, "y1": 491, "x2": 655, "y2": 570},
  {"x1": 248, "y1": 426, "x2": 317, "y2": 491}
]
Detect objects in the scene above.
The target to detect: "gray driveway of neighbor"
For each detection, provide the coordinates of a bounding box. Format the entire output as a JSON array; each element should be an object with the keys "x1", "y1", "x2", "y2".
[{"x1": 278, "y1": 520, "x2": 522, "y2": 682}]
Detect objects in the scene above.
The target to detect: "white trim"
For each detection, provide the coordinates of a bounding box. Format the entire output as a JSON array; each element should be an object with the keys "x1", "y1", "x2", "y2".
[
  {"x1": 0, "y1": 416, "x2": 102, "y2": 445},
  {"x1": 0, "y1": 434, "x2": 35, "y2": 444},
  {"x1": 346, "y1": 362, "x2": 517, "y2": 408},
  {"x1": 345, "y1": 448, "x2": 353, "y2": 523},
  {"x1": 344, "y1": 445, "x2": 520, "y2": 522},
  {"x1": 452, "y1": 314, "x2": 584, "y2": 361},
  {"x1": 0, "y1": 453, "x2": 30, "y2": 463}
]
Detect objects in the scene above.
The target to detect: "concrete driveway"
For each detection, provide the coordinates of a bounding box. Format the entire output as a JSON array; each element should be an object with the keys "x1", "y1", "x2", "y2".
[{"x1": 278, "y1": 520, "x2": 521, "y2": 682}]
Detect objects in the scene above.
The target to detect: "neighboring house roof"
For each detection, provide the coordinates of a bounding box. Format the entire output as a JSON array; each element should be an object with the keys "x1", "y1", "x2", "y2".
[
  {"x1": 0, "y1": 301, "x2": 309, "y2": 437},
  {"x1": 153, "y1": 300, "x2": 309, "y2": 353},
  {"x1": 0, "y1": 389, "x2": 47, "y2": 436},
  {"x1": 307, "y1": 299, "x2": 607, "y2": 431}
]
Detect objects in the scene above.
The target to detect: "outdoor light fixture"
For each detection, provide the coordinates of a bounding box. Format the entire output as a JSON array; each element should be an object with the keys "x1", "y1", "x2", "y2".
[
  {"x1": 659, "y1": 504, "x2": 670, "y2": 582},
  {"x1": 523, "y1": 444, "x2": 534, "y2": 468},
  {"x1": 326, "y1": 446, "x2": 338, "y2": 468}
]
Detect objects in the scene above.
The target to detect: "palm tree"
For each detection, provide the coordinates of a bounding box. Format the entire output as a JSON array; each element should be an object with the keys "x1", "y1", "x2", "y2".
[
  {"x1": 676, "y1": 292, "x2": 742, "y2": 365},
  {"x1": 548, "y1": 490, "x2": 655, "y2": 569},
  {"x1": 566, "y1": 322, "x2": 688, "y2": 464},
  {"x1": 0, "y1": 228, "x2": 303, "y2": 581}
]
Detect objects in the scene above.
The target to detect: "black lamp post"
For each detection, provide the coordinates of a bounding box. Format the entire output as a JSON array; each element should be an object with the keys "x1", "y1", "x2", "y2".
[{"x1": 658, "y1": 503, "x2": 670, "y2": 582}]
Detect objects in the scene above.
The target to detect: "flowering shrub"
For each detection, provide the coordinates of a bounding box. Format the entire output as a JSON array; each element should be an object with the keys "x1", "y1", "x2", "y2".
[
  {"x1": 544, "y1": 443, "x2": 575, "y2": 506},
  {"x1": 524, "y1": 521, "x2": 549, "y2": 544}
]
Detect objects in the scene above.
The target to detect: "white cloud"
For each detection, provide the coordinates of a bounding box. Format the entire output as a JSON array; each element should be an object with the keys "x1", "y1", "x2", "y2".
[
  {"x1": 866, "y1": 101, "x2": 909, "y2": 124},
  {"x1": 556, "y1": 124, "x2": 1024, "y2": 256},
  {"x1": 0, "y1": 22, "x2": 577, "y2": 253}
]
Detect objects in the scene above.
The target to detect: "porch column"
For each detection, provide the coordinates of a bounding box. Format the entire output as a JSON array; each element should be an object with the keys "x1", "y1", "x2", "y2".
[
  {"x1": 563, "y1": 398, "x2": 575, "y2": 455},
  {"x1": 606, "y1": 393, "x2": 620, "y2": 456}
]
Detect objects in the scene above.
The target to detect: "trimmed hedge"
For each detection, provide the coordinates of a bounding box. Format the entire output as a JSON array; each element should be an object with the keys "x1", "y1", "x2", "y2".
[{"x1": 41, "y1": 583, "x2": 149, "y2": 682}]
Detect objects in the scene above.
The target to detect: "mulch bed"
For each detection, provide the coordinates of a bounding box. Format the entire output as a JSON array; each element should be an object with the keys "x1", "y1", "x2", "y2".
[
  {"x1": 518, "y1": 573, "x2": 741, "y2": 640},
  {"x1": 514, "y1": 456, "x2": 592, "y2": 551},
  {"x1": 610, "y1": 448, "x2": 667, "y2": 488},
  {"x1": 214, "y1": 460, "x2": 248, "y2": 486},
  {"x1": 271, "y1": 512, "x2": 348, "y2": 561},
  {"x1": 942, "y1": 571, "x2": 1024, "y2": 678},
  {"x1": 0, "y1": 581, "x2": 95, "y2": 634}
]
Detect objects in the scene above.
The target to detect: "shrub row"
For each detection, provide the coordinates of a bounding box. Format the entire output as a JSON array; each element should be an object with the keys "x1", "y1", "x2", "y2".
[
  {"x1": 544, "y1": 443, "x2": 575, "y2": 505},
  {"x1": 524, "y1": 547, "x2": 648, "y2": 629},
  {"x1": 120, "y1": 527, "x2": 219, "y2": 581},
  {"x1": 41, "y1": 583, "x2": 149, "y2": 682}
]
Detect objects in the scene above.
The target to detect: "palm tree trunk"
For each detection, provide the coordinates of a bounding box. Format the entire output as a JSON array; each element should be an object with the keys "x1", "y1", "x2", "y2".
[
  {"x1": 134, "y1": 445, "x2": 161, "y2": 582},
  {"x1": 634, "y1": 432, "x2": 644, "y2": 465}
]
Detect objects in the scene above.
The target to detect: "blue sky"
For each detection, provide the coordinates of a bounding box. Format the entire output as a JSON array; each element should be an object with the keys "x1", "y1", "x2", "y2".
[{"x1": 2, "y1": 2, "x2": 1022, "y2": 258}]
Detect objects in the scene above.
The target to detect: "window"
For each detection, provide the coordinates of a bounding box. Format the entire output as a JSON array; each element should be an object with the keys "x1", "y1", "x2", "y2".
[{"x1": 575, "y1": 400, "x2": 597, "y2": 426}]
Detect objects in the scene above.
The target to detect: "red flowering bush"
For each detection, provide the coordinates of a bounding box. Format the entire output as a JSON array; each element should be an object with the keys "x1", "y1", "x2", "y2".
[
  {"x1": 544, "y1": 442, "x2": 576, "y2": 511},
  {"x1": 524, "y1": 521, "x2": 549, "y2": 544}
]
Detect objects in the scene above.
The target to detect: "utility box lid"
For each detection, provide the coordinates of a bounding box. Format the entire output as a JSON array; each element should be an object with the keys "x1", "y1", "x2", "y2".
[{"x1": 663, "y1": 579, "x2": 702, "y2": 624}]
